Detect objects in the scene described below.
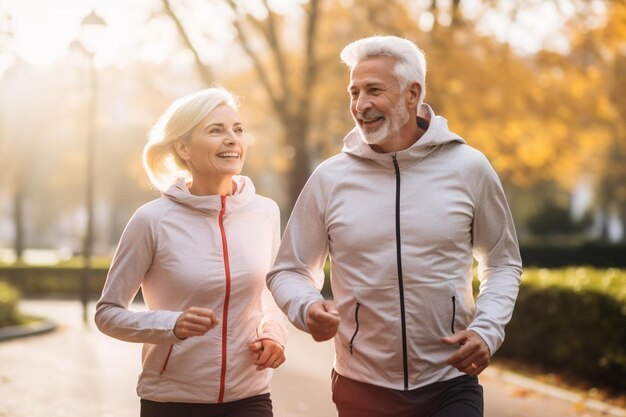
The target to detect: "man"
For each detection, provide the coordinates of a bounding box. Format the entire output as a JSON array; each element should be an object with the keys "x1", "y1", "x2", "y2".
[{"x1": 267, "y1": 36, "x2": 522, "y2": 417}]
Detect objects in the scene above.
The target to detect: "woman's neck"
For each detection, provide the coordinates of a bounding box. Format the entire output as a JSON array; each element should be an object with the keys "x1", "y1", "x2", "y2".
[{"x1": 188, "y1": 176, "x2": 234, "y2": 196}]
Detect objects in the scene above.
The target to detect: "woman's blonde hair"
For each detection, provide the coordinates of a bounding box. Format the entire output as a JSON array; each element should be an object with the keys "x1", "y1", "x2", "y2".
[{"x1": 143, "y1": 87, "x2": 238, "y2": 191}]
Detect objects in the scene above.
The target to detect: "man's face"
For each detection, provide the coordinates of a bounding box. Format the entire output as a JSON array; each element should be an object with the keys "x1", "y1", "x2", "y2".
[{"x1": 348, "y1": 56, "x2": 410, "y2": 146}]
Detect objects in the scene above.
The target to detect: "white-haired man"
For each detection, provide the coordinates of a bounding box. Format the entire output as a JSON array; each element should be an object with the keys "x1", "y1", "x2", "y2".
[{"x1": 267, "y1": 35, "x2": 522, "y2": 417}]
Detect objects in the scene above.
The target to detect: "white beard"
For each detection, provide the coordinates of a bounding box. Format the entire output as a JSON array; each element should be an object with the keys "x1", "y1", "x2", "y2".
[{"x1": 355, "y1": 104, "x2": 410, "y2": 146}]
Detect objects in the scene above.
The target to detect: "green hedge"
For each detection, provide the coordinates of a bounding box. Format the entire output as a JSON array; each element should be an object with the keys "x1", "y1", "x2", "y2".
[
  {"x1": 520, "y1": 242, "x2": 626, "y2": 267},
  {"x1": 0, "y1": 281, "x2": 21, "y2": 327},
  {"x1": 498, "y1": 268, "x2": 626, "y2": 392},
  {"x1": 0, "y1": 266, "x2": 108, "y2": 298}
]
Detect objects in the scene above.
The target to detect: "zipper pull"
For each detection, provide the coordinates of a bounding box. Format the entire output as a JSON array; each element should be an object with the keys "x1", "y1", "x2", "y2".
[{"x1": 392, "y1": 153, "x2": 400, "y2": 172}]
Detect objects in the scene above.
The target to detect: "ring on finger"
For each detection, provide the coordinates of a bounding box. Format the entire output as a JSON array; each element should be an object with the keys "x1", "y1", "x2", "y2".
[
  {"x1": 470, "y1": 363, "x2": 478, "y2": 370},
  {"x1": 273, "y1": 362, "x2": 280, "y2": 368}
]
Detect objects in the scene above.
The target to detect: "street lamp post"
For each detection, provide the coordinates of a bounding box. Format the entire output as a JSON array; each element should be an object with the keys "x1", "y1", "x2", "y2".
[{"x1": 71, "y1": 9, "x2": 106, "y2": 326}]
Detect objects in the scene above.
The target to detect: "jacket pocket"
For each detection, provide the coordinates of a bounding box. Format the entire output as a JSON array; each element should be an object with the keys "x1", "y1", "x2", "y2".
[
  {"x1": 349, "y1": 302, "x2": 361, "y2": 355},
  {"x1": 401, "y1": 282, "x2": 460, "y2": 359},
  {"x1": 159, "y1": 345, "x2": 174, "y2": 375},
  {"x1": 450, "y1": 296, "x2": 456, "y2": 334},
  {"x1": 344, "y1": 285, "x2": 404, "y2": 369}
]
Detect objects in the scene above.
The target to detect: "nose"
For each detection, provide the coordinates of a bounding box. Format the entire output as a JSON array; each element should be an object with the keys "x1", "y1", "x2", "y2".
[
  {"x1": 354, "y1": 92, "x2": 372, "y2": 114},
  {"x1": 223, "y1": 129, "x2": 238, "y2": 145}
]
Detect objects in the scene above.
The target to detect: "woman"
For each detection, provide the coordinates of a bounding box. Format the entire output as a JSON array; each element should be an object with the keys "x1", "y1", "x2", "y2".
[{"x1": 95, "y1": 87, "x2": 288, "y2": 417}]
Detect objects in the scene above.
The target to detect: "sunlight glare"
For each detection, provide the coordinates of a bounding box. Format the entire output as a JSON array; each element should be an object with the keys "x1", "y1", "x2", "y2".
[
  {"x1": 4, "y1": 0, "x2": 89, "y2": 67},
  {"x1": 2, "y1": 0, "x2": 172, "y2": 69}
]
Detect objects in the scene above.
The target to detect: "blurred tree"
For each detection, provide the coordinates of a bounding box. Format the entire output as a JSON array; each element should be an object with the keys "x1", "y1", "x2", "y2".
[
  {"x1": 595, "y1": 2, "x2": 626, "y2": 240},
  {"x1": 163, "y1": 0, "x2": 321, "y2": 209},
  {"x1": 0, "y1": 59, "x2": 99, "y2": 253},
  {"x1": 560, "y1": 0, "x2": 626, "y2": 240},
  {"x1": 0, "y1": 0, "x2": 614, "y2": 252},
  {"x1": 76, "y1": 61, "x2": 197, "y2": 250},
  {"x1": 0, "y1": 60, "x2": 46, "y2": 261},
  {"x1": 0, "y1": 12, "x2": 20, "y2": 260}
]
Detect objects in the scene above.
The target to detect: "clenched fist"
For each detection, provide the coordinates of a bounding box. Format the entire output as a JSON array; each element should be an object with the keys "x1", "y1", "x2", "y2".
[
  {"x1": 173, "y1": 306, "x2": 218, "y2": 339},
  {"x1": 306, "y1": 300, "x2": 340, "y2": 342}
]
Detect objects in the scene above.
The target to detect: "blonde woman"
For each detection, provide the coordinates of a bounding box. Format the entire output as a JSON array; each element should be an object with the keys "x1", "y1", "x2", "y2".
[{"x1": 95, "y1": 87, "x2": 288, "y2": 417}]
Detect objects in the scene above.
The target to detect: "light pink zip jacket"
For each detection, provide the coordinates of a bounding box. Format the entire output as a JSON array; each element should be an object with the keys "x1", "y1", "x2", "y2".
[
  {"x1": 95, "y1": 176, "x2": 288, "y2": 404},
  {"x1": 268, "y1": 105, "x2": 522, "y2": 391}
]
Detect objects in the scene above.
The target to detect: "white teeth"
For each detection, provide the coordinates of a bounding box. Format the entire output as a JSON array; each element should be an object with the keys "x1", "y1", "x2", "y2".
[{"x1": 217, "y1": 152, "x2": 240, "y2": 158}]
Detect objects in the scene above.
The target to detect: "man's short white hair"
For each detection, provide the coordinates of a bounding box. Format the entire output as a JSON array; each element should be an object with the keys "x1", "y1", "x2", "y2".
[{"x1": 340, "y1": 35, "x2": 427, "y2": 107}]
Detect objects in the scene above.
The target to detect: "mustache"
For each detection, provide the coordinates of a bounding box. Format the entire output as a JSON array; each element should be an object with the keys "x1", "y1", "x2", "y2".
[{"x1": 355, "y1": 109, "x2": 385, "y2": 122}]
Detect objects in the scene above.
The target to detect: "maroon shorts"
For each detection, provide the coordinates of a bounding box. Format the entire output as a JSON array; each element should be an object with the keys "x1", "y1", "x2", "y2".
[{"x1": 332, "y1": 370, "x2": 483, "y2": 417}]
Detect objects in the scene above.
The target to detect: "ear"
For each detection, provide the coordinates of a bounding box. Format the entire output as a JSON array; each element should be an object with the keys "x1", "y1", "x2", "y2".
[
  {"x1": 174, "y1": 138, "x2": 191, "y2": 161},
  {"x1": 406, "y1": 82, "x2": 421, "y2": 109}
]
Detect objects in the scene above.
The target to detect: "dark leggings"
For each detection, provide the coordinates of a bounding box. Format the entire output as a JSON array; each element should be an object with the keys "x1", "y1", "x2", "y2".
[
  {"x1": 332, "y1": 370, "x2": 483, "y2": 417},
  {"x1": 140, "y1": 393, "x2": 273, "y2": 417}
]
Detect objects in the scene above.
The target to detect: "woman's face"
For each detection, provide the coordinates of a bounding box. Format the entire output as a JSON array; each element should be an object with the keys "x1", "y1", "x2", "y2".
[{"x1": 180, "y1": 104, "x2": 247, "y2": 179}]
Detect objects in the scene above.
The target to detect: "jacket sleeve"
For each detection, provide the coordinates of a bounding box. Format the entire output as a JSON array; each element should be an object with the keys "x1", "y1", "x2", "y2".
[
  {"x1": 94, "y1": 207, "x2": 182, "y2": 345},
  {"x1": 468, "y1": 156, "x2": 522, "y2": 355},
  {"x1": 257, "y1": 201, "x2": 289, "y2": 346},
  {"x1": 266, "y1": 169, "x2": 329, "y2": 332}
]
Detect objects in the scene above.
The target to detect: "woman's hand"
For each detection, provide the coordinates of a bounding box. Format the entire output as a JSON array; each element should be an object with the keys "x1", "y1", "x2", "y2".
[
  {"x1": 248, "y1": 339, "x2": 285, "y2": 371},
  {"x1": 173, "y1": 306, "x2": 218, "y2": 339}
]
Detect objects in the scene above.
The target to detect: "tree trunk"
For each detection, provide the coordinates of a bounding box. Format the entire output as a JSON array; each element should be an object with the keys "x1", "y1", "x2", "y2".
[
  {"x1": 285, "y1": 118, "x2": 312, "y2": 209},
  {"x1": 451, "y1": 0, "x2": 463, "y2": 26},
  {"x1": 12, "y1": 181, "x2": 24, "y2": 262},
  {"x1": 598, "y1": 180, "x2": 611, "y2": 241},
  {"x1": 619, "y1": 202, "x2": 626, "y2": 242}
]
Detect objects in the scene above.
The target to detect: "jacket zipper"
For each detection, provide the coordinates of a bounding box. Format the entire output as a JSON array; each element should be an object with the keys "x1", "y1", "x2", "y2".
[
  {"x1": 392, "y1": 155, "x2": 409, "y2": 391},
  {"x1": 217, "y1": 195, "x2": 232, "y2": 403},
  {"x1": 349, "y1": 302, "x2": 361, "y2": 354}
]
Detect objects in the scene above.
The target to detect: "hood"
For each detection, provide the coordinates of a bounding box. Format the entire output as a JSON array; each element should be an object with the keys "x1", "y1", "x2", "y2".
[
  {"x1": 163, "y1": 176, "x2": 255, "y2": 215},
  {"x1": 342, "y1": 104, "x2": 465, "y2": 168}
]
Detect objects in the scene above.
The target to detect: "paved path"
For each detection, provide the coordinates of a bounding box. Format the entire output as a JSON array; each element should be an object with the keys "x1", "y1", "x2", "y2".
[{"x1": 0, "y1": 300, "x2": 623, "y2": 417}]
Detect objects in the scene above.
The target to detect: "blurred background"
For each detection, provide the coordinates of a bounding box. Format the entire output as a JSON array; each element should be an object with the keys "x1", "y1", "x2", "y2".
[
  {"x1": 0, "y1": 0, "x2": 624, "y2": 413},
  {"x1": 0, "y1": 0, "x2": 625, "y2": 258}
]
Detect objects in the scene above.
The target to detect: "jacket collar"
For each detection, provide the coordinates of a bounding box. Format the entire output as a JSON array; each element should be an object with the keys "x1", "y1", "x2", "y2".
[
  {"x1": 341, "y1": 104, "x2": 466, "y2": 169},
  {"x1": 163, "y1": 176, "x2": 255, "y2": 215}
]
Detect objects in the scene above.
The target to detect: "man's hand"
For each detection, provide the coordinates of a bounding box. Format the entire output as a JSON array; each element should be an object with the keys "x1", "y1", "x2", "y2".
[
  {"x1": 249, "y1": 339, "x2": 286, "y2": 371},
  {"x1": 306, "y1": 300, "x2": 340, "y2": 342},
  {"x1": 441, "y1": 330, "x2": 490, "y2": 376},
  {"x1": 173, "y1": 306, "x2": 218, "y2": 339}
]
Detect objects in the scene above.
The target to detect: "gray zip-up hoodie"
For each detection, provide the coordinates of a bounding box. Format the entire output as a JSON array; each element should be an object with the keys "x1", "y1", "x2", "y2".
[
  {"x1": 96, "y1": 176, "x2": 288, "y2": 403},
  {"x1": 267, "y1": 105, "x2": 522, "y2": 390}
]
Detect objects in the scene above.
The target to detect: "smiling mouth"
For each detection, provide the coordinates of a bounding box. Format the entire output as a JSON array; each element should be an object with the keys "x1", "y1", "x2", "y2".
[
  {"x1": 361, "y1": 116, "x2": 384, "y2": 125},
  {"x1": 217, "y1": 152, "x2": 241, "y2": 159}
]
